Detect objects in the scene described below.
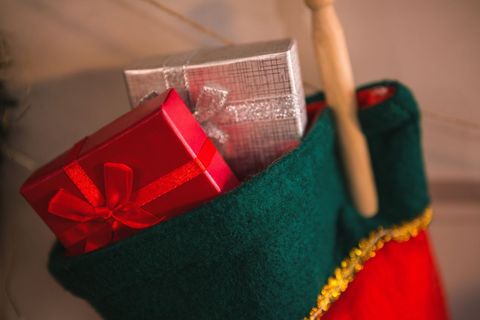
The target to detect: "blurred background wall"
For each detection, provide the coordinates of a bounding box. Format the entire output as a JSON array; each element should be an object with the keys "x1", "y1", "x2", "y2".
[{"x1": 0, "y1": 0, "x2": 479, "y2": 319}]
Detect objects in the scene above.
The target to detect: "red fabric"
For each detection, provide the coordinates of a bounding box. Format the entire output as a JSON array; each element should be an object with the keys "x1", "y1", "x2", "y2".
[
  {"x1": 323, "y1": 231, "x2": 449, "y2": 320},
  {"x1": 307, "y1": 85, "x2": 396, "y2": 126},
  {"x1": 357, "y1": 85, "x2": 395, "y2": 109},
  {"x1": 306, "y1": 86, "x2": 447, "y2": 319},
  {"x1": 21, "y1": 89, "x2": 239, "y2": 255}
]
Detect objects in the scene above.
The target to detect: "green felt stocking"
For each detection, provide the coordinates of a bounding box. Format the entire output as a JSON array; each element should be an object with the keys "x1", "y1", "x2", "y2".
[{"x1": 49, "y1": 80, "x2": 429, "y2": 320}]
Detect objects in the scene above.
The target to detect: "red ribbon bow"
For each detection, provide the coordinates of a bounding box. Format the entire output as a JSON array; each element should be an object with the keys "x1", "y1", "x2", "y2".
[{"x1": 48, "y1": 140, "x2": 216, "y2": 254}]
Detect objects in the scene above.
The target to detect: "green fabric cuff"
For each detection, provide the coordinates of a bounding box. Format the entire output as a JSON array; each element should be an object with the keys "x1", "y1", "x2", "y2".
[{"x1": 49, "y1": 80, "x2": 429, "y2": 320}]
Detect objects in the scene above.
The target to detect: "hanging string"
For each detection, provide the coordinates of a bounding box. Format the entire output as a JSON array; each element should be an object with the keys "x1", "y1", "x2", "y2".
[
  {"x1": 136, "y1": 0, "x2": 480, "y2": 133},
  {"x1": 140, "y1": 0, "x2": 234, "y2": 46},
  {"x1": 138, "y1": 0, "x2": 322, "y2": 92},
  {"x1": 4, "y1": 1, "x2": 480, "y2": 174},
  {"x1": 423, "y1": 109, "x2": 480, "y2": 132}
]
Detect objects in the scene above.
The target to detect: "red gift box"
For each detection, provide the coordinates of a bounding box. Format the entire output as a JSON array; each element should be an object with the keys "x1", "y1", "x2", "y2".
[{"x1": 20, "y1": 89, "x2": 239, "y2": 255}]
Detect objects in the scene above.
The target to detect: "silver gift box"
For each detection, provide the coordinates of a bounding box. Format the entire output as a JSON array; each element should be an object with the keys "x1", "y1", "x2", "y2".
[{"x1": 124, "y1": 39, "x2": 306, "y2": 178}]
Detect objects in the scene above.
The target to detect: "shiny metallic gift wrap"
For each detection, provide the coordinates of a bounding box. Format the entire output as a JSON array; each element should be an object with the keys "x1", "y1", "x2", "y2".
[{"x1": 124, "y1": 39, "x2": 306, "y2": 178}]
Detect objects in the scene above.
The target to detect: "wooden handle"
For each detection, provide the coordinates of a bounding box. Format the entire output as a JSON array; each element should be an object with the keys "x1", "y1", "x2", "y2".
[{"x1": 305, "y1": 0, "x2": 378, "y2": 217}]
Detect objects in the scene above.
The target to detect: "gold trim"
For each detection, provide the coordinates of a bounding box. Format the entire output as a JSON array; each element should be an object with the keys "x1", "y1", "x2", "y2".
[{"x1": 306, "y1": 207, "x2": 433, "y2": 320}]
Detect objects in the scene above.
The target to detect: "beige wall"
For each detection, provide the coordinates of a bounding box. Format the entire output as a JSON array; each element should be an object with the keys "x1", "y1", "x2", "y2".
[{"x1": 1, "y1": 0, "x2": 479, "y2": 319}]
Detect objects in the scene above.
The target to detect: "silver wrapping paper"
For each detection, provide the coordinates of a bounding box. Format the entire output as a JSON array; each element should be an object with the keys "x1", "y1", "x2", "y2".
[{"x1": 124, "y1": 39, "x2": 306, "y2": 178}]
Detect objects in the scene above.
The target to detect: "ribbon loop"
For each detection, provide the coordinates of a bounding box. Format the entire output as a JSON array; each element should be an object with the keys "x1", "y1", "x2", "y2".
[
  {"x1": 48, "y1": 139, "x2": 217, "y2": 254},
  {"x1": 194, "y1": 85, "x2": 230, "y2": 146},
  {"x1": 104, "y1": 162, "x2": 134, "y2": 209},
  {"x1": 49, "y1": 162, "x2": 164, "y2": 252},
  {"x1": 49, "y1": 189, "x2": 97, "y2": 223}
]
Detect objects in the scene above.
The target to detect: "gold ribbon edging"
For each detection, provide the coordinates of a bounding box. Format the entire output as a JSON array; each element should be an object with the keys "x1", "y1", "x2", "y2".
[{"x1": 306, "y1": 207, "x2": 433, "y2": 319}]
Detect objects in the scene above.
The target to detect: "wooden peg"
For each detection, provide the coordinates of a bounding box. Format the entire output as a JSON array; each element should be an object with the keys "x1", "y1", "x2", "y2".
[{"x1": 305, "y1": 0, "x2": 378, "y2": 217}]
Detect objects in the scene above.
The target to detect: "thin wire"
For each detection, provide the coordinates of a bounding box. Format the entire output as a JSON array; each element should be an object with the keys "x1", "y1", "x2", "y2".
[
  {"x1": 137, "y1": 0, "x2": 321, "y2": 92},
  {"x1": 423, "y1": 109, "x2": 480, "y2": 132},
  {"x1": 134, "y1": 1, "x2": 480, "y2": 132},
  {"x1": 140, "y1": 0, "x2": 234, "y2": 46}
]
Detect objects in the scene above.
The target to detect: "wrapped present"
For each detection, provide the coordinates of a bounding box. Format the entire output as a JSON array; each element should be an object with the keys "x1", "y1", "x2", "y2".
[
  {"x1": 124, "y1": 38, "x2": 306, "y2": 178},
  {"x1": 20, "y1": 89, "x2": 238, "y2": 255}
]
